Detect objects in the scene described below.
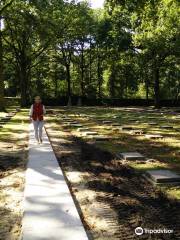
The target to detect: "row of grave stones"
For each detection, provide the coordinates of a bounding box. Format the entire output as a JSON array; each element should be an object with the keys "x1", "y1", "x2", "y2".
[
  {"x1": 65, "y1": 118, "x2": 159, "y2": 141},
  {"x1": 98, "y1": 119, "x2": 175, "y2": 139},
  {"x1": 60, "y1": 113, "x2": 178, "y2": 141},
  {"x1": 63, "y1": 110, "x2": 178, "y2": 134},
  {"x1": 0, "y1": 109, "x2": 20, "y2": 129},
  {"x1": 58, "y1": 113, "x2": 180, "y2": 186},
  {"x1": 115, "y1": 151, "x2": 180, "y2": 186}
]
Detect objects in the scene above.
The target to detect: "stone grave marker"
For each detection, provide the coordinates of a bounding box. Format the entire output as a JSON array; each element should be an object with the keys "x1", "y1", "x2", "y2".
[
  {"x1": 112, "y1": 127, "x2": 120, "y2": 132},
  {"x1": 135, "y1": 120, "x2": 140, "y2": 123},
  {"x1": 62, "y1": 119, "x2": 74, "y2": 123},
  {"x1": 160, "y1": 126, "x2": 174, "y2": 129},
  {"x1": 120, "y1": 126, "x2": 133, "y2": 130},
  {"x1": 117, "y1": 152, "x2": 145, "y2": 161},
  {"x1": 69, "y1": 123, "x2": 83, "y2": 128},
  {"x1": 78, "y1": 127, "x2": 90, "y2": 132},
  {"x1": 83, "y1": 131, "x2": 98, "y2": 136},
  {"x1": 111, "y1": 123, "x2": 121, "y2": 127},
  {"x1": 130, "y1": 129, "x2": 144, "y2": 135},
  {"x1": 7, "y1": 113, "x2": 15, "y2": 117},
  {"x1": 145, "y1": 134, "x2": 163, "y2": 139},
  {"x1": 64, "y1": 120, "x2": 78, "y2": 124},
  {"x1": 102, "y1": 120, "x2": 113, "y2": 124},
  {"x1": 148, "y1": 122, "x2": 158, "y2": 126},
  {"x1": 94, "y1": 136, "x2": 110, "y2": 141},
  {"x1": 143, "y1": 170, "x2": 180, "y2": 185}
]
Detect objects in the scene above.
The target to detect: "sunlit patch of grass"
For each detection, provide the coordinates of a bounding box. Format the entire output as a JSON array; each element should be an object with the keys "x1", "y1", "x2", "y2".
[
  {"x1": 0, "y1": 110, "x2": 29, "y2": 142},
  {"x1": 165, "y1": 187, "x2": 180, "y2": 199},
  {"x1": 129, "y1": 162, "x2": 168, "y2": 172}
]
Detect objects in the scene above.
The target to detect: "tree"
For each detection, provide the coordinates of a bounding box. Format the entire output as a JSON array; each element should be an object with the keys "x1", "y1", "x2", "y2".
[
  {"x1": 0, "y1": 0, "x2": 14, "y2": 110},
  {"x1": 3, "y1": 0, "x2": 52, "y2": 106},
  {"x1": 131, "y1": 0, "x2": 180, "y2": 107}
]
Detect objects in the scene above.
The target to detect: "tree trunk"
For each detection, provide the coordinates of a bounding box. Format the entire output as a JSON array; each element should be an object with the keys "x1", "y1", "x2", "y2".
[
  {"x1": 109, "y1": 63, "x2": 115, "y2": 98},
  {"x1": 89, "y1": 38, "x2": 92, "y2": 84},
  {"x1": 66, "y1": 64, "x2": 71, "y2": 98},
  {"x1": 20, "y1": 69, "x2": 28, "y2": 107},
  {"x1": 19, "y1": 55, "x2": 29, "y2": 107},
  {"x1": 54, "y1": 78, "x2": 58, "y2": 98},
  {"x1": 97, "y1": 55, "x2": 102, "y2": 98},
  {"x1": 80, "y1": 48, "x2": 85, "y2": 97},
  {"x1": 144, "y1": 69, "x2": 149, "y2": 101},
  {"x1": 145, "y1": 77, "x2": 149, "y2": 101},
  {"x1": 154, "y1": 66, "x2": 160, "y2": 108},
  {"x1": 0, "y1": 19, "x2": 5, "y2": 110}
]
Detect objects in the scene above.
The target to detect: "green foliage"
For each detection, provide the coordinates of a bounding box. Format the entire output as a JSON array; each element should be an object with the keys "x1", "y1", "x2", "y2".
[{"x1": 1, "y1": 0, "x2": 179, "y2": 106}]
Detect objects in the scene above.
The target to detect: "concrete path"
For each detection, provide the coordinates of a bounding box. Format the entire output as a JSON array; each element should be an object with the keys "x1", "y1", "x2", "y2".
[{"x1": 22, "y1": 124, "x2": 88, "y2": 240}]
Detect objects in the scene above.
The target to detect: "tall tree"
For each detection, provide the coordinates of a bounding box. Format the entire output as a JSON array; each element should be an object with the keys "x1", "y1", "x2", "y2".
[
  {"x1": 3, "y1": 0, "x2": 52, "y2": 106},
  {"x1": 0, "y1": 0, "x2": 14, "y2": 110}
]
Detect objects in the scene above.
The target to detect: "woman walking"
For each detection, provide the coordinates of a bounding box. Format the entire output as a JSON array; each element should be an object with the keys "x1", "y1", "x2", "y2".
[{"x1": 29, "y1": 96, "x2": 46, "y2": 144}]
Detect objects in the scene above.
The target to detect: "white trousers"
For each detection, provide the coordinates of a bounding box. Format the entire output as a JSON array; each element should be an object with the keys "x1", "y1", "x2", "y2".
[{"x1": 32, "y1": 120, "x2": 44, "y2": 141}]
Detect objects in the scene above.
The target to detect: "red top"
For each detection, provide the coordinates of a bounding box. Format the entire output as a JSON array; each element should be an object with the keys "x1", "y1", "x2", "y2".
[{"x1": 32, "y1": 103, "x2": 44, "y2": 121}]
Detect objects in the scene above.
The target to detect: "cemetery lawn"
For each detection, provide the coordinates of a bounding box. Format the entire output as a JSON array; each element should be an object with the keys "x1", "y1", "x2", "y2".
[
  {"x1": 0, "y1": 108, "x2": 29, "y2": 240},
  {"x1": 46, "y1": 106, "x2": 180, "y2": 201},
  {"x1": 45, "y1": 106, "x2": 180, "y2": 239}
]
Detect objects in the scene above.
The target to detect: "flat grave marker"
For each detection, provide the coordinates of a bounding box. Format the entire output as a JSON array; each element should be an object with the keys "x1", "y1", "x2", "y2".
[
  {"x1": 112, "y1": 127, "x2": 120, "y2": 132},
  {"x1": 94, "y1": 136, "x2": 110, "y2": 141},
  {"x1": 102, "y1": 120, "x2": 113, "y2": 124},
  {"x1": 7, "y1": 113, "x2": 15, "y2": 117},
  {"x1": 130, "y1": 129, "x2": 144, "y2": 135},
  {"x1": 69, "y1": 123, "x2": 83, "y2": 127},
  {"x1": 78, "y1": 127, "x2": 90, "y2": 132},
  {"x1": 148, "y1": 122, "x2": 158, "y2": 126},
  {"x1": 65, "y1": 121, "x2": 79, "y2": 124},
  {"x1": 117, "y1": 152, "x2": 145, "y2": 161},
  {"x1": 111, "y1": 123, "x2": 121, "y2": 127},
  {"x1": 128, "y1": 119, "x2": 138, "y2": 122},
  {"x1": 62, "y1": 119, "x2": 74, "y2": 123},
  {"x1": 120, "y1": 126, "x2": 133, "y2": 130},
  {"x1": 143, "y1": 170, "x2": 180, "y2": 185},
  {"x1": 145, "y1": 134, "x2": 163, "y2": 139},
  {"x1": 82, "y1": 131, "x2": 98, "y2": 136},
  {"x1": 135, "y1": 120, "x2": 140, "y2": 123},
  {"x1": 160, "y1": 125, "x2": 174, "y2": 129}
]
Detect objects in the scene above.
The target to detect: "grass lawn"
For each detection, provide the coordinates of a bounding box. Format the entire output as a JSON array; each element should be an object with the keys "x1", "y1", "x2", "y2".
[{"x1": 46, "y1": 106, "x2": 180, "y2": 199}]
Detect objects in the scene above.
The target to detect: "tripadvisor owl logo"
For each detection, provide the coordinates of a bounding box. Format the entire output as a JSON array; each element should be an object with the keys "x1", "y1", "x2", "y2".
[
  {"x1": 135, "y1": 227, "x2": 144, "y2": 236},
  {"x1": 135, "y1": 227, "x2": 174, "y2": 235}
]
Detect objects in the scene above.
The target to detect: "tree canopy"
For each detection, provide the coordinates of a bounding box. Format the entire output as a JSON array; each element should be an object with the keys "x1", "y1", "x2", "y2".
[{"x1": 0, "y1": 0, "x2": 179, "y2": 107}]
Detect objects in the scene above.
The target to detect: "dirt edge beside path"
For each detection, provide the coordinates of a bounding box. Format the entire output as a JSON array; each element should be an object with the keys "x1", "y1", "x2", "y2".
[{"x1": 0, "y1": 110, "x2": 29, "y2": 240}]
